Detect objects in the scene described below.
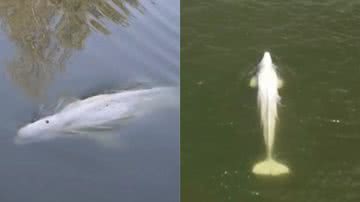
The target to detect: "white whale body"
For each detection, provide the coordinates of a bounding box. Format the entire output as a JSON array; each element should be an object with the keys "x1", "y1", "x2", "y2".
[
  {"x1": 250, "y1": 51, "x2": 289, "y2": 176},
  {"x1": 15, "y1": 87, "x2": 178, "y2": 145}
]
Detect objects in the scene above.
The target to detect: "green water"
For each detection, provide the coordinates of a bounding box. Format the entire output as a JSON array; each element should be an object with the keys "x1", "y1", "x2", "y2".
[{"x1": 182, "y1": 0, "x2": 360, "y2": 201}]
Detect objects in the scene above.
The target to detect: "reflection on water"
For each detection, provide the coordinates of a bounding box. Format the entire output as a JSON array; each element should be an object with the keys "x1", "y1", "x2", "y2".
[
  {"x1": 1, "y1": 0, "x2": 141, "y2": 97},
  {"x1": 0, "y1": 0, "x2": 179, "y2": 201}
]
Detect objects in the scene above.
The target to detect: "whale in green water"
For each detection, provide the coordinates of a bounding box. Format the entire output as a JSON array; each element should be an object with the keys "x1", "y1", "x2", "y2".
[{"x1": 250, "y1": 52, "x2": 289, "y2": 176}]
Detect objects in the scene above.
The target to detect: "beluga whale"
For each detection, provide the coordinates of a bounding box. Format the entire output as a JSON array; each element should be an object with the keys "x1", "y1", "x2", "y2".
[
  {"x1": 15, "y1": 86, "x2": 178, "y2": 145},
  {"x1": 249, "y1": 51, "x2": 289, "y2": 176}
]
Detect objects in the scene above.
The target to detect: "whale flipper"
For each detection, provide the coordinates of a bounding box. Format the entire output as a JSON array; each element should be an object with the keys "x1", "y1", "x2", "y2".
[
  {"x1": 252, "y1": 158, "x2": 289, "y2": 176},
  {"x1": 249, "y1": 76, "x2": 257, "y2": 88},
  {"x1": 278, "y1": 79, "x2": 284, "y2": 88}
]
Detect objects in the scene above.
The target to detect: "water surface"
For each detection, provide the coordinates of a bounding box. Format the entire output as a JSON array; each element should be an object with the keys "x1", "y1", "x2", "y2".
[
  {"x1": 0, "y1": 0, "x2": 179, "y2": 201},
  {"x1": 182, "y1": 0, "x2": 360, "y2": 201}
]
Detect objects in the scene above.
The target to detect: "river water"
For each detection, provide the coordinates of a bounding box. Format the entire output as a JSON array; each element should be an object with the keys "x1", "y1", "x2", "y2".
[
  {"x1": 182, "y1": 0, "x2": 360, "y2": 201},
  {"x1": 0, "y1": 0, "x2": 179, "y2": 201}
]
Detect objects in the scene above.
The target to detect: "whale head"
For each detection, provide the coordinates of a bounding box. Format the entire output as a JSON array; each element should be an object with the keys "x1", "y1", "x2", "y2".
[
  {"x1": 260, "y1": 51, "x2": 272, "y2": 66},
  {"x1": 15, "y1": 115, "x2": 62, "y2": 144}
]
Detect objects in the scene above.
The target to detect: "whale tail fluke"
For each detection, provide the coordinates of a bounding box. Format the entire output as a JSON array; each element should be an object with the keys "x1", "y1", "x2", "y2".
[{"x1": 252, "y1": 158, "x2": 289, "y2": 176}]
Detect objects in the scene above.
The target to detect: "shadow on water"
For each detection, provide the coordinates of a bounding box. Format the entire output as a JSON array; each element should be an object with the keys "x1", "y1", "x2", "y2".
[{"x1": 0, "y1": 0, "x2": 141, "y2": 98}]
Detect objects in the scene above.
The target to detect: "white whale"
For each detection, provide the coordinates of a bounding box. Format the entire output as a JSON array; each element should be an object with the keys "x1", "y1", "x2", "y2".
[
  {"x1": 15, "y1": 87, "x2": 178, "y2": 145},
  {"x1": 250, "y1": 51, "x2": 289, "y2": 176}
]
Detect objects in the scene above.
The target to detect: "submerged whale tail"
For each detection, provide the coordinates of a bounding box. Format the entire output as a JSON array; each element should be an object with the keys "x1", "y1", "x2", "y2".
[{"x1": 252, "y1": 158, "x2": 289, "y2": 176}]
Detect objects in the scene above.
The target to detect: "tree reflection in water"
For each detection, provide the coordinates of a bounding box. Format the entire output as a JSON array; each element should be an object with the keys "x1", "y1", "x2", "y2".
[{"x1": 0, "y1": 0, "x2": 141, "y2": 97}]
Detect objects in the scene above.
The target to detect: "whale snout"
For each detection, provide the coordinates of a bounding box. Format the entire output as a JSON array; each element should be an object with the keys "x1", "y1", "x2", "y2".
[
  {"x1": 261, "y1": 51, "x2": 272, "y2": 65},
  {"x1": 264, "y1": 51, "x2": 271, "y2": 58},
  {"x1": 17, "y1": 126, "x2": 30, "y2": 138},
  {"x1": 15, "y1": 126, "x2": 35, "y2": 144},
  {"x1": 15, "y1": 124, "x2": 54, "y2": 145}
]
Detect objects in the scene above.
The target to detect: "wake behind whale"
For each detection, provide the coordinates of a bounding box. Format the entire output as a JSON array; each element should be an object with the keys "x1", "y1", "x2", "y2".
[{"x1": 250, "y1": 51, "x2": 289, "y2": 176}]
